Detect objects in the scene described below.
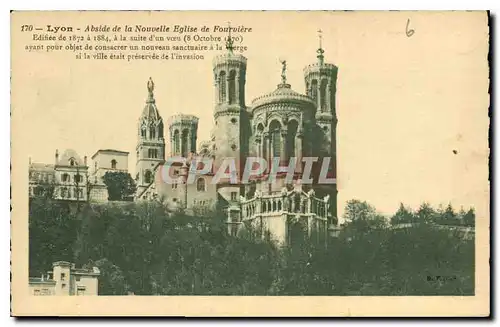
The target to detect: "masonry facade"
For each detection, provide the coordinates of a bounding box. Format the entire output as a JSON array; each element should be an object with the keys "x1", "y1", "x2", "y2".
[
  {"x1": 29, "y1": 261, "x2": 100, "y2": 296},
  {"x1": 137, "y1": 34, "x2": 339, "y2": 244}
]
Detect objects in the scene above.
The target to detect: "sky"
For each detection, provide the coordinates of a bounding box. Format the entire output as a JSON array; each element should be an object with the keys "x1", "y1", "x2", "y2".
[{"x1": 12, "y1": 11, "x2": 490, "y2": 219}]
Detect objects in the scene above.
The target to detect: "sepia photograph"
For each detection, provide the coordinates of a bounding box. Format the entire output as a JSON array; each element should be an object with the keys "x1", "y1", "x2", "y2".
[{"x1": 10, "y1": 10, "x2": 490, "y2": 316}]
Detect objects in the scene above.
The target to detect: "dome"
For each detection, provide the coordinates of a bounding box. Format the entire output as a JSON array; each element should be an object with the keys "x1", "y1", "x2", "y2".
[
  {"x1": 251, "y1": 83, "x2": 315, "y2": 111},
  {"x1": 57, "y1": 149, "x2": 85, "y2": 167}
]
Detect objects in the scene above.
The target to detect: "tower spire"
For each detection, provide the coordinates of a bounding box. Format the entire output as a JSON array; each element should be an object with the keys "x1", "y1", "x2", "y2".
[
  {"x1": 225, "y1": 22, "x2": 234, "y2": 53},
  {"x1": 317, "y1": 29, "x2": 325, "y2": 65}
]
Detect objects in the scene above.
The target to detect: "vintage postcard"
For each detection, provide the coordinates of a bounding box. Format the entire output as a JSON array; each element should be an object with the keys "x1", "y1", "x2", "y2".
[{"x1": 11, "y1": 11, "x2": 490, "y2": 316}]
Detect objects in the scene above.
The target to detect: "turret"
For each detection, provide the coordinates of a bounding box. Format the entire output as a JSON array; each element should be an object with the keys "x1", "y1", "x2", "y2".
[
  {"x1": 168, "y1": 114, "x2": 199, "y2": 157},
  {"x1": 212, "y1": 24, "x2": 250, "y2": 203},
  {"x1": 135, "y1": 78, "x2": 166, "y2": 195},
  {"x1": 303, "y1": 30, "x2": 339, "y2": 224}
]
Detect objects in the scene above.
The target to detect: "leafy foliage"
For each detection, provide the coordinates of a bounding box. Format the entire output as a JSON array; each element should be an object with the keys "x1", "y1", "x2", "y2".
[
  {"x1": 29, "y1": 198, "x2": 475, "y2": 295},
  {"x1": 102, "y1": 171, "x2": 137, "y2": 201},
  {"x1": 29, "y1": 198, "x2": 78, "y2": 276}
]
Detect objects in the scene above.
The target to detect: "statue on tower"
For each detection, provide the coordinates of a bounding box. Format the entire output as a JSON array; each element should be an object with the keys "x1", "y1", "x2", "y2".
[
  {"x1": 317, "y1": 29, "x2": 325, "y2": 65},
  {"x1": 280, "y1": 59, "x2": 287, "y2": 84},
  {"x1": 147, "y1": 77, "x2": 155, "y2": 94},
  {"x1": 225, "y1": 22, "x2": 234, "y2": 53}
]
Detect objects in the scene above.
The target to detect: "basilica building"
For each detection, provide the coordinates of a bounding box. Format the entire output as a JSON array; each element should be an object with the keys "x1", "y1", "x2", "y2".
[{"x1": 136, "y1": 35, "x2": 339, "y2": 243}]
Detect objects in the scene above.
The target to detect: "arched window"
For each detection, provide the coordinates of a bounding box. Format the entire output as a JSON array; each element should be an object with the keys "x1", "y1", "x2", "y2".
[
  {"x1": 141, "y1": 126, "x2": 146, "y2": 138},
  {"x1": 150, "y1": 126, "x2": 156, "y2": 139},
  {"x1": 286, "y1": 120, "x2": 298, "y2": 159},
  {"x1": 69, "y1": 158, "x2": 76, "y2": 166},
  {"x1": 228, "y1": 70, "x2": 236, "y2": 104},
  {"x1": 173, "y1": 130, "x2": 180, "y2": 155},
  {"x1": 219, "y1": 71, "x2": 226, "y2": 103},
  {"x1": 148, "y1": 149, "x2": 158, "y2": 158},
  {"x1": 181, "y1": 129, "x2": 189, "y2": 157},
  {"x1": 62, "y1": 173, "x2": 70, "y2": 183},
  {"x1": 111, "y1": 159, "x2": 117, "y2": 169},
  {"x1": 320, "y1": 79, "x2": 328, "y2": 112},
  {"x1": 145, "y1": 170, "x2": 152, "y2": 184},
  {"x1": 196, "y1": 178, "x2": 206, "y2": 192},
  {"x1": 311, "y1": 79, "x2": 318, "y2": 102},
  {"x1": 158, "y1": 122, "x2": 164, "y2": 138},
  {"x1": 269, "y1": 120, "x2": 281, "y2": 158}
]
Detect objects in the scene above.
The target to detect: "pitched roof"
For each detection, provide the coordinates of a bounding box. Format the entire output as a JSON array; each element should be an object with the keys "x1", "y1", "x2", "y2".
[{"x1": 57, "y1": 149, "x2": 85, "y2": 167}]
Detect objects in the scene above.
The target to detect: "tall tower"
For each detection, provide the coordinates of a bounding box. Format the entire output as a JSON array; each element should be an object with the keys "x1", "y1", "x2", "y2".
[
  {"x1": 212, "y1": 26, "x2": 249, "y2": 202},
  {"x1": 304, "y1": 30, "x2": 339, "y2": 223},
  {"x1": 136, "y1": 77, "x2": 165, "y2": 195},
  {"x1": 168, "y1": 114, "x2": 199, "y2": 157}
]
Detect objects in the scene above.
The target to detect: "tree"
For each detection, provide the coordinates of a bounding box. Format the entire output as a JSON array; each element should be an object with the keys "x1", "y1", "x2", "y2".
[
  {"x1": 29, "y1": 198, "x2": 78, "y2": 276},
  {"x1": 435, "y1": 203, "x2": 459, "y2": 225},
  {"x1": 416, "y1": 202, "x2": 435, "y2": 223},
  {"x1": 391, "y1": 203, "x2": 415, "y2": 225},
  {"x1": 31, "y1": 196, "x2": 475, "y2": 296},
  {"x1": 343, "y1": 199, "x2": 376, "y2": 223},
  {"x1": 102, "y1": 171, "x2": 137, "y2": 201},
  {"x1": 343, "y1": 199, "x2": 387, "y2": 233},
  {"x1": 462, "y1": 208, "x2": 475, "y2": 227}
]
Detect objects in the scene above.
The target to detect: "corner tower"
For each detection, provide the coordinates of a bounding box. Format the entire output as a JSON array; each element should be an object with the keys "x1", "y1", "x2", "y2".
[
  {"x1": 212, "y1": 27, "x2": 249, "y2": 202},
  {"x1": 136, "y1": 77, "x2": 165, "y2": 195},
  {"x1": 304, "y1": 30, "x2": 339, "y2": 223}
]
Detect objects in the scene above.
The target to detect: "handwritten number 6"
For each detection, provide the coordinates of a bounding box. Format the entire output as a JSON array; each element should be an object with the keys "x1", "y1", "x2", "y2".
[{"x1": 406, "y1": 19, "x2": 415, "y2": 37}]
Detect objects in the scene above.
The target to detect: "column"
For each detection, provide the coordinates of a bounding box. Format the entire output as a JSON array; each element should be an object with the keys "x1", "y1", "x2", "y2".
[
  {"x1": 265, "y1": 132, "x2": 271, "y2": 173},
  {"x1": 256, "y1": 137, "x2": 261, "y2": 159},
  {"x1": 214, "y1": 80, "x2": 219, "y2": 105},
  {"x1": 326, "y1": 81, "x2": 331, "y2": 113},
  {"x1": 280, "y1": 130, "x2": 287, "y2": 164},
  {"x1": 226, "y1": 75, "x2": 230, "y2": 104},
  {"x1": 316, "y1": 81, "x2": 321, "y2": 109},
  {"x1": 295, "y1": 135, "x2": 303, "y2": 174},
  {"x1": 235, "y1": 72, "x2": 240, "y2": 105}
]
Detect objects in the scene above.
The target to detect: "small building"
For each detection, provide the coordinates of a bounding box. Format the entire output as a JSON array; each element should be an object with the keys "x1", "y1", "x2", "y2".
[
  {"x1": 29, "y1": 149, "x2": 89, "y2": 202},
  {"x1": 90, "y1": 149, "x2": 130, "y2": 202},
  {"x1": 29, "y1": 261, "x2": 100, "y2": 296}
]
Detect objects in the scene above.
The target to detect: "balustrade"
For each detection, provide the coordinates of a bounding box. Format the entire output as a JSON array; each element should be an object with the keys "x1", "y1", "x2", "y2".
[{"x1": 238, "y1": 190, "x2": 330, "y2": 221}]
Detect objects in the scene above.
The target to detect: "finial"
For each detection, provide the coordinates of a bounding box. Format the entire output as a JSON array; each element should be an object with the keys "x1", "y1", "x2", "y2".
[
  {"x1": 280, "y1": 59, "x2": 287, "y2": 84},
  {"x1": 225, "y1": 22, "x2": 234, "y2": 53},
  {"x1": 317, "y1": 29, "x2": 325, "y2": 65},
  {"x1": 147, "y1": 77, "x2": 154, "y2": 93},
  {"x1": 147, "y1": 77, "x2": 155, "y2": 103}
]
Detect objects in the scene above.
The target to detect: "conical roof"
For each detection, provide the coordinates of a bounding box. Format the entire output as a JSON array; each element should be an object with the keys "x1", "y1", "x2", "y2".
[{"x1": 141, "y1": 77, "x2": 161, "y2": 121}]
